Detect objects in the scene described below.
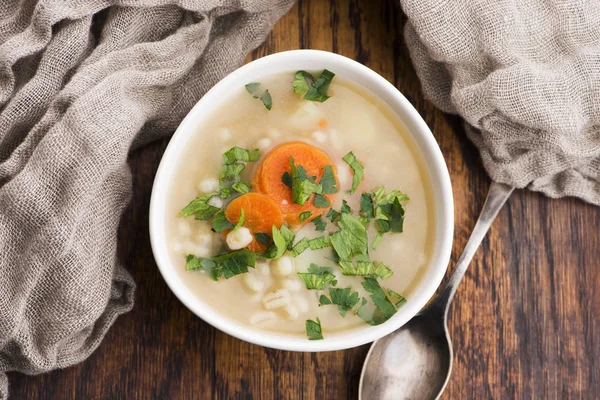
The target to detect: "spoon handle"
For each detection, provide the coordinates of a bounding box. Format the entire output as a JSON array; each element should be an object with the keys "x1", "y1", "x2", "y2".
[{"x1": 430, "y1": 181, "x2": 515, "y2": 314}]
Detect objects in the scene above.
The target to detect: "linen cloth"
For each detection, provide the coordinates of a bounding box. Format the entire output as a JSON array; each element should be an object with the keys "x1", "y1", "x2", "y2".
[
  {"x1": 401, "y1": 0, "x2": 600, "y2": 205},
  {"x1": 0, "y1": 1, "x2": 293, "y2": 398}
]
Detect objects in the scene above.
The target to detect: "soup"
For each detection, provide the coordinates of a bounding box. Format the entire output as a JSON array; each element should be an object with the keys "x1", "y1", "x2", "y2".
[{"x1": 165, "y1": 70, "x2": 436, "y2": 339}]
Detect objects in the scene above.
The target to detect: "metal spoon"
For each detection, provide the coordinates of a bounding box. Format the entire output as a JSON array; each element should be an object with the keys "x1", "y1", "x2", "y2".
[{"x1": 359, "y1": 182, "x2": 514, "y2": 400}]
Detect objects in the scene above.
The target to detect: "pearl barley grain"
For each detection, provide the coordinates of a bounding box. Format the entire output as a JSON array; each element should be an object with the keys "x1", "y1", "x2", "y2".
[
  {"x1": 243, "y1": 273, "x2": 264, "y2": 293},
  {"x1": 226, "y1": 227, "x2": 253, "y2": 250},
  {"x1": 272, "y1": 256, "x2": 294, "y2": 277},
  {"x1": 257, "y1": 137, "x2": 272, "y2": 151},
  {"x1": 198, "y1": 178, "x2": 219, "y2": 193},
  {"x1": 263, "y1": 289, "x2": 290, "y2": 309},
  {"x1": 312, "y1": 130, "x2": 326, "y2": 143},
  {"x1": 249, "y1": 311, "x2": 278, "y2": 325},
  {"x1": 207, "y1": 196, "x2": 223, "y2": 208}
]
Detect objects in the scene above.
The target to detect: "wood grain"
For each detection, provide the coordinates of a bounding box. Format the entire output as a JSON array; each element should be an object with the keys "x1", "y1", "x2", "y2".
[{"x1": 8, "y1": 0, "x2": 600, "y2": 398}]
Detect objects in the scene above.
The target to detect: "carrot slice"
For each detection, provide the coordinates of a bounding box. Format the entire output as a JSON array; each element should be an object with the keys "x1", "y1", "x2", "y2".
[
  {"x1": 253, "y1": 142, "x2": 338, "y2": 226},
  {"x1": 223, "y1": 193, "x2": 284, "y2": 253}
]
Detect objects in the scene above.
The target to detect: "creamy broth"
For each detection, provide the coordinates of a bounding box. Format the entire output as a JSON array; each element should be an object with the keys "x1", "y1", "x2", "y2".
[{"x1": 165, "y1": 73, "x2": 436, "y2": 337}]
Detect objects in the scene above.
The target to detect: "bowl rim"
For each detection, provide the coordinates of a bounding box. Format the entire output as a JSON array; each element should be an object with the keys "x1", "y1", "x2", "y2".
[{"x1": 149, "y1": 49, "x2": 454, "y2": 352}]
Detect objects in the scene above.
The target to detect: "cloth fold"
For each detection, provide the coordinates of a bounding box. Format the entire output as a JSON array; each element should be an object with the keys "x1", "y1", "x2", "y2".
[
  {"x1": 401, "y1": 0, "x2": 600, "y2": 205},
  {"x1": 0, "y1": 1, "x2": 293, "y2": 398}
]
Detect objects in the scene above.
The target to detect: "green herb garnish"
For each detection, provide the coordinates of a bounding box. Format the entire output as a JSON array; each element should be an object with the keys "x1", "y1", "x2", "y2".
[
  {"x1": 297, "y1": 264, "x2": 337, "y2": 290},
  {"x1": 223, "y1": 147, "x2": 260, "y2": 164},
  {"x1": 290, "y1": 157, "x2": 323, "y2": 205},
  {"x1": 330, "y1": 213, "x2": 369, "y2": 260},
  {"x1": 303, "y1": 70, "x2": 335, "y2": 102},
  {"x1": 320, "y1": 165, "x2": 338, "y2": 194},
  {"x1": 292, "y1": 236, "x2": 331, "y2": 256},
  {"x1": 245, "y1": 83, "x2": 272, "y2": 110},
  {"x1": 305, "y1": 318, "x2": 324, "y2": 340},
  {"x1": 232, "y1": 209, "x2": 245, "y2": 231},
  {"x1": 211, "y1": 210, "x2": 234, "y2": 232},
  {"x1": 185, "y1": 249, "x2": 256, "y2": 280},
  {"x1": 357, "y1": 277, "x2": 398, "y2": 325},
  {"x1": 338, "y1": 260, "x2": 393, "y2": 279},
  {"x1": 263, "y1": 225, "x2": 296, "y2": 258},
  {"x1": 221, "y1": 163, "x2": 245, "y2": 178},
  {"x1": 314, "y1": 194, "x2": 330, "y2": 208},
  {"x1": 342, "y1": 151, "x2": 364, "y2": 194},
  {"x1": 299, "y1": 211, "x2": 313, "y2": 222},
  {"x1": 232, "y1": 180, "x2": 251, "y2": 194},
  {"x1": 292, "y1": 71, "x2": 314, "y2": 95},
  {"x1": 180, "y1": 193, "x2": 219, "y2": 221},
  {"x1": 341, "y1": 199, "x2": 352, "y2": 214},
  {"x1": 312, "y1": 216, "x2": 327, "y2": 232},
  {"x1": 326, "y1": 208, "x2": 341, "y2": 223},
  {"x1": 320, "y1": 287, "x2": 361, "y2": 317},
  {"x1": 292, "y1": 237, "x2": 310, "y2": 257},
  {"x1": 255, "y1": 232, "x2": 273, "y2": 246},
  {"x1": 387, "y1": 288, "x2": 407, "y2": 307}
]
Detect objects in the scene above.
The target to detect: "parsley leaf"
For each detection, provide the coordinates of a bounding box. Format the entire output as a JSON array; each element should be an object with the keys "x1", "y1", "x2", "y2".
[
  {"x1": 306, "y1": 318, "x2": 324, "y2": 340},
  {"x1": 279, "y1": 225, "x2": 296, "y2": 250},
  {"x1": 261, "y1": 90, "x2": 272, "y2": 110},
  {"x1": 292, "y1": 71, "x2": 315, "y2": 95},
  {"x1": 320, "y1": 165, "x2": 338, "y2": 194},
  {"x1": 232, "y1": 180, "x2": 251, "y2": 194},
  {"x1": 180, "y1": 193, "x2": 217, "y2": 218},
  {"x1": 292, "y1": 237, "x2": 310, "y2": 257},
  {"x1": 319, "y1": 295, "x2": 332, "y2": 305},
  {"x1": 312, "y1": 216, "x2": 327, "y2": 232},
  {"x1": 341, "y1": 200, "x2": 352, "y2": 214},
  {"x1": 387, "y1": 288, "x2": 407, "y2": 307},
  {"x1": 281, "y1": 171, "x2": 292, "y2": 187},
  {"x1": 359, "y1": 277, "x2": 397, "y2": 325},
  {"x1": 255, "y1": 232, "x2": 273, "y2": 246},
  {"x1": 328, "y1": 287, "x2": 361, "y2": 317},
  {"x1": 212, "y1": 210, "x2": 234, "y2": 232},
  {"x1": 185, "y1": 249, "x2": 256, "y2": 280},
  {"x1": 326, "y1": 208, "x2": 341, "y2": 223},
  {"x1": 299, "y1": 211, "x2": 313, "y2": 222},
  {"x1": 223, "y1": 147, "x2": 260, "y2": 164},
  {"x1": 372, "y1": 232, "x2": 384, "y2": 250},
  {"x1": 221, "y1": 163, "x2": 245, "y2": 178},
  {"x1": 360, "y1": 193, "x2": 375, "y2": 219},
  {"x1": 314, "y1": 194, "x2": 330, "y2": 208},
  {"x1": 371, "y1": 187, "x2": 408, "y2": 234},
  {"x1": 342, "y1": 151, "x2": 364, "y2": 194},
  {"x1": 297, "y1": 264, "x2": 337, "y2": 290},
  {"x1": 232, "y1": 208, "x2": 245, "y2": 231},
  {"x1": 290, "y1": 157, "x2": 323, "y2": 205},
  {"x1": 304, "y1": 70, "x2": 335, "y2": 102},
  {"x1": 263, "y1": 225, "x2": 292, "y2": 259},
  {"x1": 308, "y1": 235, "x2": 331, "y2": 250},
  {"x1": 338, "y1": 260, "x2": 393, "y2": 279},
  {"x1": 330, "y1": 213, "x2": 369, "y2": 260},
  {"x1": 245, "y1": 83, "x2": 272, "y2": 111}
]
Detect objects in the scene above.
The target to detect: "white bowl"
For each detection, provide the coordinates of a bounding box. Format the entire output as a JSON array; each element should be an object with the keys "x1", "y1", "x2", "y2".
[{"x1": 149, "y1": 50, "x2": 453, "y2": 352}]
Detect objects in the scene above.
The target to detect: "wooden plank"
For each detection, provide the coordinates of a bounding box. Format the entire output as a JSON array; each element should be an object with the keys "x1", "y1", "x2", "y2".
[{"x1": 8, "y1": 0, "x2": 599, "y2": 398}]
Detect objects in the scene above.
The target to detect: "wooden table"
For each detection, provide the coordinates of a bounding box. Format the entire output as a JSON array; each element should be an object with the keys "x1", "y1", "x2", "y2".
[{"x1": 9, "y1": 0, "x2": 600, "y2": 398}]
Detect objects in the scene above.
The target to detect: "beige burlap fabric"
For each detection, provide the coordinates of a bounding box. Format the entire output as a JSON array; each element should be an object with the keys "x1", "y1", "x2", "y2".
[
  {"x1": 401, "y1": 0, "x2": 600, "y2": 205},
  {"x1": 0, "y1": 1, "x2": 293, "y2": 397}
]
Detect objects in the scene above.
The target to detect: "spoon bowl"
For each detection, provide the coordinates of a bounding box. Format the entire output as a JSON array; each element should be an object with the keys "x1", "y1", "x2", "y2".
[{"x1": 359, "y1": 182, "x2": 514, "y2": 400}]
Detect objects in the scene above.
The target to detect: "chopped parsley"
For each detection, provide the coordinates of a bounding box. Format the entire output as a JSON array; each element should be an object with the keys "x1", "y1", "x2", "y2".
[
  {"x1": 211, "y1": 210, "x2": 234, "y2": 232},
  {"x1": 245, "y1": 83, "x2": 272, "y2": 110},
  {"x1": 338, "y1": 260, "x2": 393, "y2": 279},
  {"x1": 263, "y1": 225, "x2": 295, "y2": 259},
  {"x1": 342, "y1": 151, "x2": 364, "y2": 194},
  {"x1": 292, "y1": 69, "x2": 335, "y2": 103},
  {"x1": 312, "y1": 216, "x2": 327, "y2": 232},
  {"x1": 232, "y1": 209, "x2": 245, "y2": 231},
  {"x1": 292, "y1": 71, "x2": 314, "y2": 95},
  {"x1": 326, "y1": 208, "x2": 341, "y2": 223},
  {"x1": 223, "y1": 147, "x2": 260, "y2": 164},
  {"x1": 305, "y1": 318, "x2": 324, "y2": 340},
  {"x1": 357, "y1": 277, "x2": 399, "y2": 325},
  {"x1": 314, "y1": 194, "x2": 330, "y2": 208},
  {"x1": 292, "y1": 236, "x2": 331, "y2": 256},
  {"x1": 341, "y1": 199, "x2": 352, "y2": 214},
  {"x1": 319, "y1": 287, "x2": 361, "y2": 317},
  {"x1": 297, "y1": 264, "x2": 337, "y2": 290},
  {"x1": 185, "y1": 249, "x2": 256, "y2": 280},
  {"x1": 254, "y1": 232, "x2": 273, "y2": 246},
  {"x1": 330, "y1": 213, "x2": 369, "y2": 261},
  {"x1": 290, "y1": 157, "x2": 323, "y2": 205},
  {"x1": 299, "y1": 211, "x2": 313, "y2": 222},
  {"x1": 320, "y1": 165, "x2": 338, "y2": 194},
  {"x1": 180, "y1": 193, "x2": 220, "y2": 220}
]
